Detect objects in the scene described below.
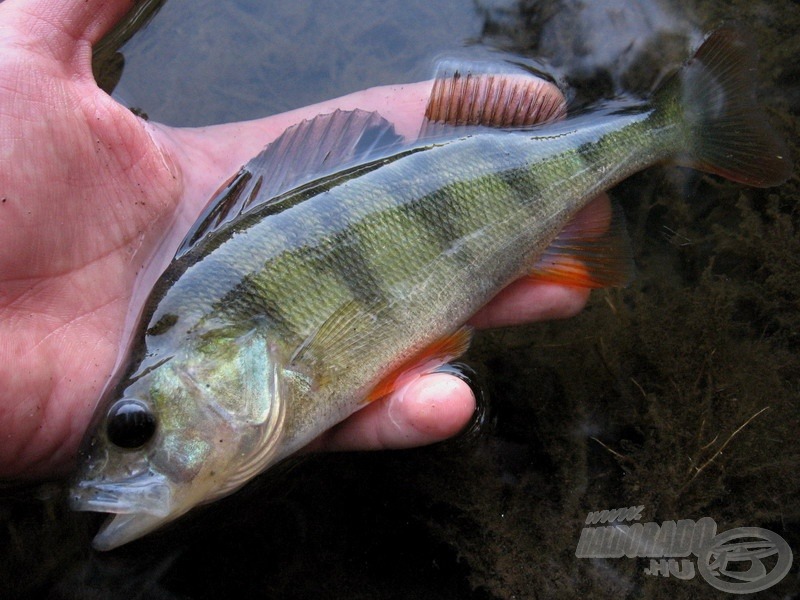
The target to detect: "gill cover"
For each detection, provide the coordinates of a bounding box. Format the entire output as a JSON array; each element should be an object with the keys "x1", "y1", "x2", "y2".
[{"x1": 71, "y1": 330, "x2": 287, "y2": 550}]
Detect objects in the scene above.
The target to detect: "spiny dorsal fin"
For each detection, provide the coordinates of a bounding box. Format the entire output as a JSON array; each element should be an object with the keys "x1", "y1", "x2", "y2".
[
  {"x1": 176, "y1": 109, "x2": 403, "y2": 258},
  {"x1": 179, "y1": 63, "x2": 568, "y2": 258},
  {"x1": 421, "y1": 60, "x2": 567, "y2": 137},
  {"x1": 249, "y1": 109, "x2": 402, "y2": 199}
]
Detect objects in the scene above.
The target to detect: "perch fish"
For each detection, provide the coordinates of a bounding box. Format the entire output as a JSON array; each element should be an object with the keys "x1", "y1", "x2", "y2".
[{"x1": 71, "y1": 28, "x2": 791, "y2": 550}]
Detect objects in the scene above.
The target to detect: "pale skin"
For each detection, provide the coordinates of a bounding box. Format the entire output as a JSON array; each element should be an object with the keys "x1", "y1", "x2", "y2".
[{"x1": 0, "y1": 0, "x2": 591, "y2": 479}]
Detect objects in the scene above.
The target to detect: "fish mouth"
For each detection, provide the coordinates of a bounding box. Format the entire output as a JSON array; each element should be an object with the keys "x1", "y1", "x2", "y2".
[{"x1": 70, "y1": 472, "x2": 176, "y2": 551}]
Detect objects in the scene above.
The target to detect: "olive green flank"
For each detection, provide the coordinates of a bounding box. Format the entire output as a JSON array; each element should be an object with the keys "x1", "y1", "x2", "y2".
[
  {"x1": 209, "y1": 119, "x2": 659, "y2": 350},
  {"x1": 71, "y1": 27, "x2": 792, "y2": 552}
]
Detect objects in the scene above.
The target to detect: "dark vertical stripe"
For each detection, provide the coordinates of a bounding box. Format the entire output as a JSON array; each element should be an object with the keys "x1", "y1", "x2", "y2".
[{"x1": 318, "y1": 229, "x2": 388, "y2": 307}]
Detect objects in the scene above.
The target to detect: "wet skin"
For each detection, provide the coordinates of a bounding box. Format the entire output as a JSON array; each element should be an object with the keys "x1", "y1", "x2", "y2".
[{"x1": 0, "y1": 0, "x2": 589, "y2": 479}]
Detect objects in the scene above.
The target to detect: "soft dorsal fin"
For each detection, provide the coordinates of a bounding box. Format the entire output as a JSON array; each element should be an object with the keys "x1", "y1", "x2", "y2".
[
  {"x1": 421, "y1": 60, "x2": 567, "y2": 136},
  {"x1": 176, "y1": 109, "x2": 403, "y2": 257}
]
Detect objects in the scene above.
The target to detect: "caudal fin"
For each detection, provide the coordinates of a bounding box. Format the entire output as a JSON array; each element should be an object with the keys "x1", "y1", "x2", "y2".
[{"x1": 661, "y1": 26, "x2": 792, "y2": 187}]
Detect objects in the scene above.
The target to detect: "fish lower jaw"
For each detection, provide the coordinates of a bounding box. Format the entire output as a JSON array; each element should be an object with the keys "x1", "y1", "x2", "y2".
[
  {"x1": 92, "y1": 512, "x2": 174, "y2": 551},
  {"x1": 70, "y1": 475, "x2": 177, "y2": 550},
  {"x1": 71, "y1": 490, "x2": 180, "y2": 551}
]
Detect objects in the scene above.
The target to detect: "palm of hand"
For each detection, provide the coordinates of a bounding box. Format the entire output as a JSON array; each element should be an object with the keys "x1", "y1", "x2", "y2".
[
  {"x1": 0, "y1": 11, "x2": 183, "y2": 476},
  {"x1": 0, "y1": 0, "x2": 589, "y2": 480}
]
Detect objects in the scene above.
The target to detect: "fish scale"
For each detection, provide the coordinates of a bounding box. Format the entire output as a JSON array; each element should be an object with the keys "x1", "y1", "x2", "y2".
[
  {"x1": 190, "y1": 116, "x2": 661, "y2": 401},
  {"x1": 134, "y1": 110, "x2": 692, "y2": 449},
  {"x1": 71, "y1": 27, "x2": 792, "y2": 550}
]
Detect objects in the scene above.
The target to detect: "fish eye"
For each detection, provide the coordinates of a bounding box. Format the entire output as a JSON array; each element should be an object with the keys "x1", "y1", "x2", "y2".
[{"x1": 106, "y1": 399, "x2": 157, "y2": 449}]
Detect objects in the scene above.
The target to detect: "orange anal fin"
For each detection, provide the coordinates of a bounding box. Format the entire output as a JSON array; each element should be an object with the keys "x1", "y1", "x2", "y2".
[
  {"x1": 366, "y1": 327, "x2": 473, "y2": 404},
  {"x1": 529, "y1": 195, "x2": 635, "y2": 289}
]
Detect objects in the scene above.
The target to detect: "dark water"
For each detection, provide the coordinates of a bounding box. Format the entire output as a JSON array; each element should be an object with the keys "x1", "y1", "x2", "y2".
[
  {"x1": 103, "y1": 0, "x2": 485, "y2": 125},
  {"x1": 3, "y1": 0, "x2": 800, "y2": 598}
]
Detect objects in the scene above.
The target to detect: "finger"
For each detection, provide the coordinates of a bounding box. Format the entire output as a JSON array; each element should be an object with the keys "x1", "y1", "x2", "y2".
[
  {"x1": 4, "y1": 0, "x2": 134, "y2": 53},
  {"x1": 305, "y1": 373, "x2": 476, "y2": 453},
  {"x1": 469, "y1": 280, "x2": 590, "y2": 329}
]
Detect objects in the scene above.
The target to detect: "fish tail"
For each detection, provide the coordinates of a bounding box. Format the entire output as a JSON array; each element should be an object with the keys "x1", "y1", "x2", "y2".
[{"x1": 657, "y1": 26, "x2": 791, "y2": 187}]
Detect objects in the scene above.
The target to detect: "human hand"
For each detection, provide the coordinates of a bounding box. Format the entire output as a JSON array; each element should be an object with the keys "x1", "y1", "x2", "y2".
[{"x1": 0, "y1": 0, "x2": 589, "y2": 479}]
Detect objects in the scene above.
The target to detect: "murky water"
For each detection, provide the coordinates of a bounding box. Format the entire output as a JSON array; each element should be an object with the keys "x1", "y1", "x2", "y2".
[
  {"x1": 3, "y1": 0, "x2": 799, "y2": 598},
  {"x1": 105, "y1": 0, "x2": 484, "y2": 125}
]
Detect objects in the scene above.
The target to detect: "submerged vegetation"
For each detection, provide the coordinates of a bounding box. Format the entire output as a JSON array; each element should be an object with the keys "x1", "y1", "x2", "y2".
[{"x1": 411, "y1": 1, "x2": 800, "y2": 596}]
